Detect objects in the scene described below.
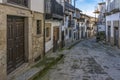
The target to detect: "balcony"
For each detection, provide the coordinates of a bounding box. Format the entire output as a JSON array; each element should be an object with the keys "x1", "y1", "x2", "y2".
[
  {"x1": 64, "y1": 10, "x2": 69, "y2": 15},
  {"x1": 65, "y1": 2, "x2": 75, "y2": 12},
  {"x1": 107, "y1": 0, "x2": 120, "y2": 14},
  {"x1": 68, "y1": 20, "x2": 75, "y2": 27},
  {"x1": 105, "y1": 12, "x2": 111, "y2": 16},
  {"x1": 7, "y1": 0, "x2": 28, "y2": 7},
  {"x1": 111, "y1": 8, "x2": 120, "y2": 14},
  {"x1": 79, "y1": 18, "x2": 85, "y2": 22},
  {"x1": 73, "y1": 13, "x2": 80, "y2": 19},
  {"x1": 45, "y1": 0, "x2": 63, "y2": 20},
  {"x1": 76, "y1": 13, "x2": 80, "y2": 19}
]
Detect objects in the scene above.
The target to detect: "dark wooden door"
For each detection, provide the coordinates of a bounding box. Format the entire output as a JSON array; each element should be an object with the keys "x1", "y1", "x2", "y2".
[
  {"x1": 114, "y1": 27, "x2": 119, "y2": 46},
  {"x1": 81, "y1": 27, "x2": 84, "y2": 38},
  {"x1": 108, "y1": 26, "x2": 111, "y2": 42},
  {"x1": 7, "y1": 16, "x2": 25, "y2": 74},
  {"x1": 61, "y1": 31, "x2": 65, "y2": 48},
  {"x1": 53, "y1": 27, "x2": 59, "y2": 52}
]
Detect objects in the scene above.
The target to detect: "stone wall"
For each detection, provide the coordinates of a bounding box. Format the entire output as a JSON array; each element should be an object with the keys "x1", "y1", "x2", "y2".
[
  {"x1": 32, "y1": 12, "x2": 44, "y2": 61},
  {"x1": 45, "y1": 20, "x2": 62, "y2": 53}
]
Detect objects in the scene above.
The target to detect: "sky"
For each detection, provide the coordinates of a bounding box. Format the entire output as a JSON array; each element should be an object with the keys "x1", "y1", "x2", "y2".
[{"x1": 74, "y1": 0, "x2": 104, "y2": 17}]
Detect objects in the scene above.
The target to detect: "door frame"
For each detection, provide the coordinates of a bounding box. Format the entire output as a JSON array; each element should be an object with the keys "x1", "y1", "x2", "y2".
[
  {"x1": 53, "y1": 27, "x2": 59, "y2": 52},
  {"x1": 108, "y1": 26, "x2": 111, "y2": 42},
  {"x1": 7, "y1": 15, "x2": 29, "y2": 74}
]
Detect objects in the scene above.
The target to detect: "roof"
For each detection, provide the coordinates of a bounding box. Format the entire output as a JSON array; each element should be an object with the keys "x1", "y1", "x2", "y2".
[
  {"x1": 75, "y1": 8, "x2": 82, "y2": 12},
  {"x1": 98, "y1": 2, "x2": 106, "y2": 5}
]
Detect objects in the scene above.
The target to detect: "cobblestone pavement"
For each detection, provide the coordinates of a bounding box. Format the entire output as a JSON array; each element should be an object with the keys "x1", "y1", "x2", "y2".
[{"x1": 40, "y1": 38, "x2": 120, "y2": 80}]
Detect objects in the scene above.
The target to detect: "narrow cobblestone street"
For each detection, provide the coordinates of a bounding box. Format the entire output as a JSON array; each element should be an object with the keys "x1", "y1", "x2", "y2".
[{"x1": 40, "y1": 38, "x2": 120, "y2": 80}]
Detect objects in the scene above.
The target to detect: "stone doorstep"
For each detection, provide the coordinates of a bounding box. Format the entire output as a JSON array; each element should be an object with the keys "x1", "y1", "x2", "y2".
[
  {"x1": 7, "y1": 63, "x2": 29, "y2": 80},
  {"x1": 8, "y1": 62, "x2": 45, "y2": 80},
  {"x1": 7, "y1": 62, "x2": 43, "y2": 80},
  {"x1": 15, "y1": 67, "x2": 44, "y2": 80}
]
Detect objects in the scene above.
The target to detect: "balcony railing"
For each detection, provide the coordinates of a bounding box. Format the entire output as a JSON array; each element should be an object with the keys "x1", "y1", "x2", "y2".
[
  {"x1": 73, "y1": 13, "x2": 80, "y2": 19},
  {"x1": 76, "y1": 13, "x2": 80, "y2": 19},
  {"x1": 107, "y1": 0, "x2": 120, "y2": 14},
  {"x1": 68, "y1": 20, "x2": 75, "y2": 27},
  {"x1": 45, "y1": 0, "x2": 63, "y2": 20},
  {"x1": 65, "y1": 1, "x2": 75, "y2": 12},
  {"x1": 105, "y1": 12, "x2": 111, "y2": 16},
  {"x1": 111, "y1": 8, "x2": 120, "y2": 13},
  {"x1": 7, "y1": 0, "x2": 28, "y2": 7},
  {"x1": 79, "y1": 18, "x2": 85, "y2": 22}
]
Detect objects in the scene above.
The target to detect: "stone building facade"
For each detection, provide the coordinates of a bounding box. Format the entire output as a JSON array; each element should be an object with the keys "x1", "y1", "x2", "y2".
[{"x1": 0, "y1": 0, "x2": 44, "y2": 79}]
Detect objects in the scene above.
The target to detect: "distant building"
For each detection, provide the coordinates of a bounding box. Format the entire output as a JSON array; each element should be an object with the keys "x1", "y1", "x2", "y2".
[{"x1": 98, "y1": 2, "x2": 106, "y2": 32}]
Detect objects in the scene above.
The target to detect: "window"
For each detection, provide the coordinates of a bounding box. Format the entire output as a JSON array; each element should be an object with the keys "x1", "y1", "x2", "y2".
[
  {"x1": 37, "y1": 20, "x2": 42, "y2": 35},
  {"x1": 46, "y1": 27, "x2": 50, "y2": 37},
  {"x1": 45, "y1": 23, "x2": 51, "y2": 42},
  {"x1": 7, "y1": 0, "x2": 28, "y2": 7},
  {"x1": 69, "y1": 29, "x2": 72, "y2": 38},
  {"x1": 66, "y1": 29, "x2": 68, "y2": 35}
]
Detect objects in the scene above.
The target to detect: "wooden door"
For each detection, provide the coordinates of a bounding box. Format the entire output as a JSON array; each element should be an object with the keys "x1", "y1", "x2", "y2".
[
  {"x1": 61, "y1": 31, "x2": 65, "y2": 48},
  {"x1": 81, "y1": 27, "x2": 84, "y2": 38},
  {"x1": 114, "y1": 27, "x2": 119, "y2": 46},
  {"x1": 7, "y1": 16, "x2": 25, "y2": 74},
  {"x1": 108, "y1": 26, "x2": 111, "y2": 42},
  {"x1": 53, "y1": 27, "x2": 59, "y2": 52}
]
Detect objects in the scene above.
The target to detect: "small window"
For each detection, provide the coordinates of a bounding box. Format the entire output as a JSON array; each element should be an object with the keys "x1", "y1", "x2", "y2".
[
  {"x1": 57, "y1": 28, "x2": 59, "y2": 40},
  {"x1": 46, "y1": 27, "x2": 50, "y2": 37},
  {"x1": 7, "y1": 0, "x2": 28, "y2": 7},
  {"x1": 45, "y1": 23, "x2": 51, "y2": 42},
  {"x1": 37, "y1": 20, "x2": 42, "y2": 35}
]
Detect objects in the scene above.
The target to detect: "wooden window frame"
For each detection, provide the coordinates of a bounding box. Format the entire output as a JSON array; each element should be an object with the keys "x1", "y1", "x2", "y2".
[
  {"x1": 45, "y1": 23, "x2": 51, "y2": 42},
  {"x1": 46, "y1": 27, "x2": 50, "y2": 37},
  {"x1": 36, "y1": 20, "x2": 42, "y2": 35},
  {"x1": 7, "y1": 0, "x2": 28, "y2": 7}
]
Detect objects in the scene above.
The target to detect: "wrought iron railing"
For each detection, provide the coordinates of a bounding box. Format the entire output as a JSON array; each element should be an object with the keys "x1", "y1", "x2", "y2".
[
  {"x1": 7, "y1": 0, "x2": 28, "y2": 7},
  {"x1": 45, "y1": 0, "x2": 63, "y2": 19}
]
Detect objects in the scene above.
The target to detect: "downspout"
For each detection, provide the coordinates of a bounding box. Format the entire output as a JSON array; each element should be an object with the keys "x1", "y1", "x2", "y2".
[{"x1": 43, "y1": 0, "x2": 46, "y2": 57}]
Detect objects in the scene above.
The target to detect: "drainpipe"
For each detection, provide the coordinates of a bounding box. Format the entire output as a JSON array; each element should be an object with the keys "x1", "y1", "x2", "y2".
[
  {"x1": 43, "y1": 0, "x2": 46, "y2": 57},
  {"x1": 73, "y1": 0, "x2": 76, "y2": 41}
]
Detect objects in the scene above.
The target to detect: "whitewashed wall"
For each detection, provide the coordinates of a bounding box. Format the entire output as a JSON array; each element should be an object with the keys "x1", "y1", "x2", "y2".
[
  {"x1": 106, "y1": 12, "x2": 120, "y2": 37},
  {"x1": 45, "y1": 21, "x2": 62, "y2": 52},
  {"x1": 0, "y1": 0, "x2": 2, "y2": 3},
  {"x1": 30, "y1": 0, "x2": 44, "y2": 13}
]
